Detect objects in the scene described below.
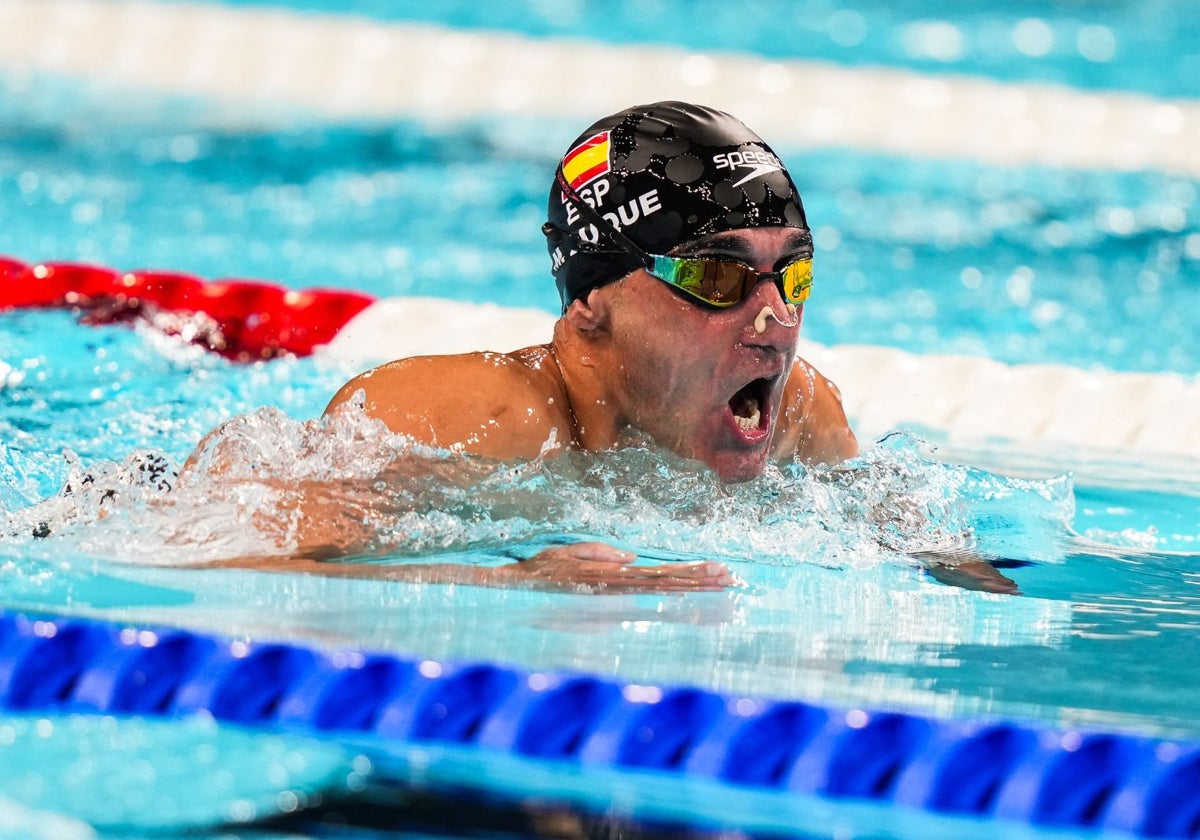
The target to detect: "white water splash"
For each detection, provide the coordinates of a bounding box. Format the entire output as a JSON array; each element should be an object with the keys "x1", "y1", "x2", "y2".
[{"x1": 1, "y1": 401, "x2": 1077, "y2": 573}]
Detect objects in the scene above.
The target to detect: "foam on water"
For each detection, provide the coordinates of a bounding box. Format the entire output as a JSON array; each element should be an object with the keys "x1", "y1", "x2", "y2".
[{"x1": 3, "y1": 395, "x2": 1077, "y2": 580}]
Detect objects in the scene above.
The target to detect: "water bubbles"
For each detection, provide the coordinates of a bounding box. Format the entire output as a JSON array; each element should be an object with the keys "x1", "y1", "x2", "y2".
[
  {"x1": 1076, "y1": 25, "x2": 1117, "y2": 63},
  {"x1": 1184, "y1": 233, "x2": 1200, "y2": 260},
  {"x1": 274, "y1": 789, "x2": 301, "y2": 813},
  {"x1": 901, "y1": 20, "x2": 966, "y2": 63},
  {"x1": 1164, "y1": 179, "x2": 1196, "y2": 208},
  {"x1": 3, "y1": 396, "x2": 1075, "y2": 584},
  {"x1": 843, "y1": 269, "x2": 867, "y2": 293},
  {"x1": 167, "y1": 135, "x2": 201, "y2": 164},
  {"x1": 1136, "y1": 270, "x2": 1161, "y2": 295},
  {"x1": 827, "y1": 10, "x2": 868, "y2": 48},
  {"x1": 17, "y1": 170, "x2": 39, "y2": 195},
  {"x1": 906, "y1": 288, "x2": 937, "y2": 320},
  {"x1": 845, "y1": 708, "x2": 870, "y2": 728},
  {"x1": 1005, "y1": 266, "x2": 1035, "y2": 307},
  {"x1": 1042, "y1": 219, "x2": 1074, "y2": 248},
  {"x1": 418, "y1": 660, "x2": 443, "y2": 678},
  {"x1": 226, "y1": 798, "x2": 257, "y2": 823},
  {"x1": 1031, "y1": 300, "x2": 1064, "y2": 327},
  {"x1": 1012, "y1": 18, "x2": 1055, "y2": 58},
  {"x1": 1096, "y1": 206, "x2": 1137, "y2": 236},
  {"x1": 48, "y1": 177, "x2": 75, "y2": 205},
  {"x1": 814, "y1": 226, "x2": 841, "y2": 252},
  {"x1": 1158, "y1": 205, "x2": 1186, "y2": 233},
  {"x1": 344, "y1": 175, "x2": 377, "y2": 207},
  {"x1": 622, "y1": 684, "x2": 663, "y2": 704}
]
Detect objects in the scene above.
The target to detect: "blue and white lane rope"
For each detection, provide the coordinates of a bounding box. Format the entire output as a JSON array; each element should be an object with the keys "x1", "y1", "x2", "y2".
[{"x1": 1, "y1": 610, "x2": 1198, "y2": 837}]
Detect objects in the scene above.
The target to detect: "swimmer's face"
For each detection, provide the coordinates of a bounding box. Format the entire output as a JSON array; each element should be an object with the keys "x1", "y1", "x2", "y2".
[{"x1": 601, "y1": 226, "x2": 808, "y2": 482}]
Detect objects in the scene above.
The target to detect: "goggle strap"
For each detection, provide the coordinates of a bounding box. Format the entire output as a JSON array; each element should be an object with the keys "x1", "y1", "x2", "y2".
[{"x1": 555, "y1": 169, "x2": 654, "y2": 270}]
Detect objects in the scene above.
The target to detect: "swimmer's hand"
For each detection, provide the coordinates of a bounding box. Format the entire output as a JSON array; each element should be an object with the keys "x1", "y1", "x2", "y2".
[
  {"x1": 913, "y1": 550, "x2": 1021, "y2": 595},
  {"x1": 488, "y1": 542, "x2": 738, "y2": 594}
]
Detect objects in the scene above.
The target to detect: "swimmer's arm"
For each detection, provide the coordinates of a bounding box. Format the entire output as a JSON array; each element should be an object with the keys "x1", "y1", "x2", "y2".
[
  {"x1": 203, "y1": 542, "x2": 736, "y2": 594},
  {"x1": 177, "y1": 452, "x2": 735, "y2": 593},
  {"x1": 911, "y1": 549, "x2": 1020, "y2": 595},
  {"x1": 814, "y1": 467, "x2": 1021, "y2": 594},
  {"x1": 171, "y1": 472, "x2": 737, "y2": 593},
  {"x1": 774, "y1": 359, "x2": 859, "y2": 465},
  {"x1": 325, "y1": 352, "x2": 572, "y2": 460}
]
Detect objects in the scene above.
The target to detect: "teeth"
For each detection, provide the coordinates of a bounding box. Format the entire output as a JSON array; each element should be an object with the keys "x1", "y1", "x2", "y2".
[{"x1": 734, "y1": 397, "x2": 761, "y2": 431}]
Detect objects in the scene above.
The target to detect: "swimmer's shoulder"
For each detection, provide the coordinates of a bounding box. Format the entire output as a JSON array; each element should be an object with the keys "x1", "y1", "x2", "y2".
[
  {"x1": 325, "y1": 345, "x2": 574, "y2": 459},
  {"x1": 773, "y1": 357, "x2": 859, "y2": 465}
]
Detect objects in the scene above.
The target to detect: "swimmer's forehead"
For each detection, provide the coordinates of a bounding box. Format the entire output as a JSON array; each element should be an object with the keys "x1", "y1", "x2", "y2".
[{"x1": 669, "y1": 229, "x2": 813, "y2": 260}]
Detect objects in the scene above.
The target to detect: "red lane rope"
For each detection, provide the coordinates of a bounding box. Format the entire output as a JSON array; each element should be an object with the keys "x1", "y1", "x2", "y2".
[{"x1": 0, "y1": 256, "x2": 375, "y2": 361}]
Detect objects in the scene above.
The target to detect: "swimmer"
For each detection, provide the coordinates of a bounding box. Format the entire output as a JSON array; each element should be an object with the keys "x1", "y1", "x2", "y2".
[
  {"x1": 330, "y1": 101, "x2": 857, "y2": 482},
  {"x1": 191, "y1": 101, "x2": 1015, "y2": 594}
]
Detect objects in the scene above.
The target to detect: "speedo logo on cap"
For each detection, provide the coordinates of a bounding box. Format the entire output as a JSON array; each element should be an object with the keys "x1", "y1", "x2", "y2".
[
  {"x1": 561, "y1": 130, "x2": 611, "y2": 191},
  {"x1": 713, "y1": 148, "x2": 784, "y2": 188}
]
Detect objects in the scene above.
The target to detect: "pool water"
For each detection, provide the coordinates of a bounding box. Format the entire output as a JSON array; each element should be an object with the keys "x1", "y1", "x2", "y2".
[
  {"x1": 1, "y1": 0, "x2": 1199, "y2": 837},
  {"x1": 3, "y1": 83, "x2": 1197, "y2": 375}
]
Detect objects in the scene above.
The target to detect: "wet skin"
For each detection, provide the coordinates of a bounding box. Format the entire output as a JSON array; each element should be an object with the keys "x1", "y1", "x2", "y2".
[
  {"x1": 277, "y1": 227, "x2": 859, "y2": 593},
  {"x1": 327, "y1": 227, "x2": 859, "y2": 479},
  {"x1": 189, "y1": 227, "x2": 1012, "y2": 593},
  {"x1": 572, "y1": 227, "x2": 843, "y2": 482}
]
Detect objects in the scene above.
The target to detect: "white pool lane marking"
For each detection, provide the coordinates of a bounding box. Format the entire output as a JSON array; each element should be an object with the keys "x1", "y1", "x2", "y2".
[
  {"x1": 326, "y1": 299, "x2": 1200, "y2": 464},
  {"x1": 2, "y1": 0, "x2": 1198, "y2": 176}
]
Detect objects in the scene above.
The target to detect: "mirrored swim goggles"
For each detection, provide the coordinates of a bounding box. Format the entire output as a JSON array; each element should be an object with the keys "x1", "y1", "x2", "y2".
[
  {"x1": 547, "y1": 170, "x2": 813, "y2": 309},
  {"x1": 643, "y1": 251, "x2": 812, "y2": 308}
]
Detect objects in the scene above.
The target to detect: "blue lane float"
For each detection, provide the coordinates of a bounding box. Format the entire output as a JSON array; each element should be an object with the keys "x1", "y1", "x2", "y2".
[{"x1": 1, "y1": 610, "x2": 1197, "y2": 838}]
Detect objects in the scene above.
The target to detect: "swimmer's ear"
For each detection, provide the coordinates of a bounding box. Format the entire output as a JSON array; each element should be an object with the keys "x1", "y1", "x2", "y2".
[{"x1": 564, "y1": 289, "x2": 610, "y2": 335}]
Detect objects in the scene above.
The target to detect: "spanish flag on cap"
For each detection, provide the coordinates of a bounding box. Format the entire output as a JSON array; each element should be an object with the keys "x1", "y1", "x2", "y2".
[{"x1": 561, "y1": 130, "x2": 611, "y2": 191}]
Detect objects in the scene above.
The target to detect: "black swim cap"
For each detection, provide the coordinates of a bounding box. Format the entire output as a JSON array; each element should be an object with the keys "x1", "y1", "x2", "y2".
[{"x1": 545, "y1": 101, "x2": 810, "y2": 310}]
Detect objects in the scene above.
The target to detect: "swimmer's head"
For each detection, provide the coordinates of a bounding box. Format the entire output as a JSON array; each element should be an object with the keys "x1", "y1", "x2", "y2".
[{"x1": 544, "y1": 101, "x2": 810, "y2": 311}]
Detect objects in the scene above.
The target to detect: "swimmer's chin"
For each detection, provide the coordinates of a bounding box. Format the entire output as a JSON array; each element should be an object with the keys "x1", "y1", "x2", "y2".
[{"x1": 705, "y1": 450, "x2": 772, "y2": 484}]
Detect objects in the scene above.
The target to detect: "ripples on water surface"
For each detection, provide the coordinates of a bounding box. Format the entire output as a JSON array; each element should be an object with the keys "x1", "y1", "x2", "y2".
[
  {"x1": 1, "y1": 313, "x2": 1198, "y2": 747},
  {"x1": 1, "y1": 14, "x2": 1198, "y2": 830}
]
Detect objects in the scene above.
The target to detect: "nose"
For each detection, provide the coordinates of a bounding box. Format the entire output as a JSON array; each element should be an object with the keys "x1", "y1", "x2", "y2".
[{"x1": 745, "y1": 278, "x2": 801, "y2": 342}]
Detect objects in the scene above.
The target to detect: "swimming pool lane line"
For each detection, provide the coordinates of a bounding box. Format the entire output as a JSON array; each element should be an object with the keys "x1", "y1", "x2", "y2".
[
  {"x1": 4, "y1": 254, "x2": 1199, "y2": 460},
  {"x1": 1, "y1": 609, "x2": 1198, "y2": 838},
  {"x1": 1, "y1": 0, "x2": 1197, "y2": 177}
]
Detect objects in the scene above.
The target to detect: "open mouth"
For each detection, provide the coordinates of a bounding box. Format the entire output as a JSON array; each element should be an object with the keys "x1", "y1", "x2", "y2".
[{"x1": 729, "y1": 377, "x2": 772, "y2": 434}]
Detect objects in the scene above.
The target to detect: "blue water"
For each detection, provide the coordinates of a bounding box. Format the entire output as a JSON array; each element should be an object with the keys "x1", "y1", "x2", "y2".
[
  {"x1": 2, "y1": 85, "x2": 1197, "y2": 375},
  {"x1": 1, "y1": 1, "x2": 1199, "y2": 837}
]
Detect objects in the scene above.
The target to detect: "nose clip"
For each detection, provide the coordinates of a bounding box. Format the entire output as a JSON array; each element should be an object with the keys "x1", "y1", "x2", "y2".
[{"x1": 753, "y1": 304, "x2": 799, "y2": 335}]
